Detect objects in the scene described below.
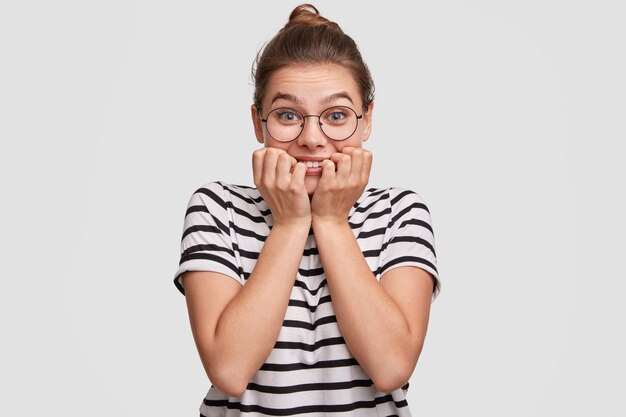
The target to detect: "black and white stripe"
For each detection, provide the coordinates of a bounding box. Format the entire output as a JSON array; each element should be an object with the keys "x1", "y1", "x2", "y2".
[{"x1": 174, "y1": 181, "x2": 439, "y2": 416}]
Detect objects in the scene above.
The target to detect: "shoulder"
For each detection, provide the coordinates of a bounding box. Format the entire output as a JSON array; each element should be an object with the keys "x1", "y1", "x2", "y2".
[
  {"x1": 189, "y1": 181, "x2": 261, "y2": 208},
  {"x1": 385, "y1": 188, "x2": 433, "y2": 230},
  {"x1": 359, "y1": 187, "x2": 433, "y2": 233},
  {"x1": 386, "y1": 187, "x2": 430, "y2": 211},
  {"x1": 357, "y1": 187, "x2": 430, "y2": 212}
]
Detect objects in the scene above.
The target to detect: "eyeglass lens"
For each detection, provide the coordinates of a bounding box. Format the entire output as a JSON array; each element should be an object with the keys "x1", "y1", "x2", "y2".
[{"x1": 265, "y1": 107, "x2": 359, "y2": 142}]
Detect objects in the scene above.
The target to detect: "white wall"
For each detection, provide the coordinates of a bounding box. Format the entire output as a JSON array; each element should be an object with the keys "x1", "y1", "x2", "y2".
[{"x1": 1, "y1": 0, "x2": 624, "y2": 415}]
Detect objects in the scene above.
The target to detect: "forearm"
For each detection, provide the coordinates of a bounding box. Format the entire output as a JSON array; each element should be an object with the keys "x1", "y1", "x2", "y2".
[
  {"x1": 210, "y1": 223, "x2": 309, "y2": 393},
  {"x1": 312, "y1": 218, "x2": 417, "y2": 392}
]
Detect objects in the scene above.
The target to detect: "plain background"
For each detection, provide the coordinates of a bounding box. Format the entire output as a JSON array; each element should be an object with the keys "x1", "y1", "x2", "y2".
[{"x1": 1, "y1": 0, "x2": 624, "y2": 415}]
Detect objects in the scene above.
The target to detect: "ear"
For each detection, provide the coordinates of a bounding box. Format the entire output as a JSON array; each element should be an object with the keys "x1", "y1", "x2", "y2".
[
  {"x1": 362, "y1": 101, "x2": 374, "y2": 142},
  {"x1": 251, "y1": 105, "x2": 265, "y2": 144}
]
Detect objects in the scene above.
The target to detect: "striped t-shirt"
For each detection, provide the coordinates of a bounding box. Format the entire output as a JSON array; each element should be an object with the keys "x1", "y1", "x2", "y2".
[{"x1": 174, "y1": 181, "x2": 440, "y2": 417}]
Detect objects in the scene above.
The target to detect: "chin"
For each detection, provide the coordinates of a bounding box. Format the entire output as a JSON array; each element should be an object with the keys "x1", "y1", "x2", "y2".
[{"x1": 304, "y1": 176, "x2": 319, "y2": 195}]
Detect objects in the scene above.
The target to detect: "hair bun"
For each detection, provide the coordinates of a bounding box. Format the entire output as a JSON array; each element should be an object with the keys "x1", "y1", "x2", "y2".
[{"x1": 286, "y1": 4, "x2": 341, "y2": 30}]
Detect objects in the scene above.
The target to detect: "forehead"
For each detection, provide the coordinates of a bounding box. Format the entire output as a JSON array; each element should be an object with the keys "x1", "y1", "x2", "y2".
[{"x1": 264, "y1": 64, "x2": 361, "y2": 109}]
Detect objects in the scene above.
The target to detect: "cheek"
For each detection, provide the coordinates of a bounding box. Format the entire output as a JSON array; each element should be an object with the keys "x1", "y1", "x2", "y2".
[
  {"x1": 335, "y1": 138, "x2": 364, "y2": 152},
  {"x1": 264, "y1": 138, "x2": 291, "y2": 151},
  {"x1": 336, "y1": 126, "x2": 366, "y2": 151}
]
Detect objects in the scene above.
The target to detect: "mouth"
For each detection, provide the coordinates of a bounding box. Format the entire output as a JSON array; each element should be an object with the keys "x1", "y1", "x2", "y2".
[
  {"x1": 296, "y1": 158, "x2": 330, "y2": 175},
  {"x1": 303, "y1": 160, "x2": 324, "y2": 168}
]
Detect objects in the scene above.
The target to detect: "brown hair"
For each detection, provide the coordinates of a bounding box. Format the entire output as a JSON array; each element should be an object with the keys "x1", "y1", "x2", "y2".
[{"x1": 252, "y1": 4, "x2": 375, "y2": 112}]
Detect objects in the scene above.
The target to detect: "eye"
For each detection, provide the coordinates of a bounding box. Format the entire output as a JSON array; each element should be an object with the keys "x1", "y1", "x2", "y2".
[
  {"x1": 324, "y1": 108, "x2": 349, "y2": 124},
  {"x1": 274, "y1": 109, "x2": 302, "y2": 123}
]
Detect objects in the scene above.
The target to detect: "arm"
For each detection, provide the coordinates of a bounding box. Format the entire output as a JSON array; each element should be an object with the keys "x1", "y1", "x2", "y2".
[
  {"x1": 184, "y1": 221, "x2": 309, "y2": 397},
  {"x1": 311, "y1": 147, "x2": 436, "y2": 392},
  {"x1": 183, "y1": 148, "x2": 311, "y2": 397},
  {"x1": 312, "y1": 219, "x2": 433, "y2": 393}
]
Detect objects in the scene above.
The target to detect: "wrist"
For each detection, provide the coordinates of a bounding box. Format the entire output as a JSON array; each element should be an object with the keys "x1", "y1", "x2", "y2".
[
  {"x1": 311, "y1": 215, "x2": 350, "y2": 230},
  {"x1": 271, "y1": 219, "x2": 312, "y2": 233}
]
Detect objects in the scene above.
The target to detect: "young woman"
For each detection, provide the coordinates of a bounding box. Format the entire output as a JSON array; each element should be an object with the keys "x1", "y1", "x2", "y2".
[{"x1": 174, "y1": 4, "x2": 440, "y2": 416}]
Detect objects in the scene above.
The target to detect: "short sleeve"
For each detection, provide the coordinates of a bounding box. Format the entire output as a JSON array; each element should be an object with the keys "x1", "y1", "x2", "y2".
[
  {"x1": 173, "y1": 182, "x2": 244, "y2": 295},
  {"x1": 379, "y1": 189, "x2": 441, "y2": 299}
]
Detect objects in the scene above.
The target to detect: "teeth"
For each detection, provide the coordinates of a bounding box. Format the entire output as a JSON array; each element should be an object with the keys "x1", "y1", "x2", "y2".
[{"x1": 306, "y1": 161, "x2": 321, "y2": 168}]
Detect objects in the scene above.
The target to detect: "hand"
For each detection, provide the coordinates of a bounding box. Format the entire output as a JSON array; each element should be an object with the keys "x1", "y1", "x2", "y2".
[
  {"x1": 252, "y1": 147, "x2": 312, "y2": 227},
  {"x1": 310, "y1": 147, "x2": 372, "y2": 224}
]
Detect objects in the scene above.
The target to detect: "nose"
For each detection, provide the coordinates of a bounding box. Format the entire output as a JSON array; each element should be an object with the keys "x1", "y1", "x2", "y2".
[{"x1": 296, "y1": 115, "x2": 327, "y2": 149}]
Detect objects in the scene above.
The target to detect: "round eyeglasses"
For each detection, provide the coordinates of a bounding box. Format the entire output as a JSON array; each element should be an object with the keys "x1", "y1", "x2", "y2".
[{"x1": 261, "y1": 106, "x2": 363, "y2": 142}]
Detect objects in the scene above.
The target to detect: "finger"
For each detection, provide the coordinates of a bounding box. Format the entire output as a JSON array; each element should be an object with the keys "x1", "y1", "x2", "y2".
[
  {"x1": 291, "y1": 162, "x2": 307, "y2": 188},
  {"x1": 362, "y1": 149, "x2": 373, "y2": 184},
  {"x1": 252, "y1": 148, "x2": 267, "y2": 187},
  {"x1": 330, "y1": 152, "x2": 344, "y2": 167},
  {"x1": 341, "y1": 146, "x2": 356, "y2": 156},
  {"x1": 320, "y1": 159, "x2": 336, "y2": 184},
  {"x1": 275, "y1": 152, "x2": 294, "y2": 189},
  {"x1": 335, "y1": 154, "x2": 352, "y2": 183},
  {"x1": 262, "y1": 148, "x2": 280, "y2": 187},
  {"x1": 349, "y1": 147, "x2": 364, "y2": 180}
]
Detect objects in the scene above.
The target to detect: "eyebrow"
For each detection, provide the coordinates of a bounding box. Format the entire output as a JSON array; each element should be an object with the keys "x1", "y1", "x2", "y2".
[
  {"x1": 270, "y1": 93, "x2": 305, "y2": 105},
  {"x1": 320, "y1": 91, "x2": 354, "y2": 106},
  {"x1": 269, "y1": 91, "x2": 355, "y2": 106}
]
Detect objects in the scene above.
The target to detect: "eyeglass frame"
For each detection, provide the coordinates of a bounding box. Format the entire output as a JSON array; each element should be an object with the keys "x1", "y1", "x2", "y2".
[{"x1": 260, "y1": 105, "x2": 364, "y2": 143}]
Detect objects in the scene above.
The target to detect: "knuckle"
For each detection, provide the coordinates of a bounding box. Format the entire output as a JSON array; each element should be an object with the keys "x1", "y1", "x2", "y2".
[
  {"x1": 252, "y1": 150, "x2": 264, "y2": 161},
  {"x1": 262, "y1": 178, "x2": 274, "y2": 189}
]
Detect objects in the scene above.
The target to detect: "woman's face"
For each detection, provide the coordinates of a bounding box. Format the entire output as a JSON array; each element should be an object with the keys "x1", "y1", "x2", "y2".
[{"x1": 252, "y1": 63, "x2": 373, "y2": 195}]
